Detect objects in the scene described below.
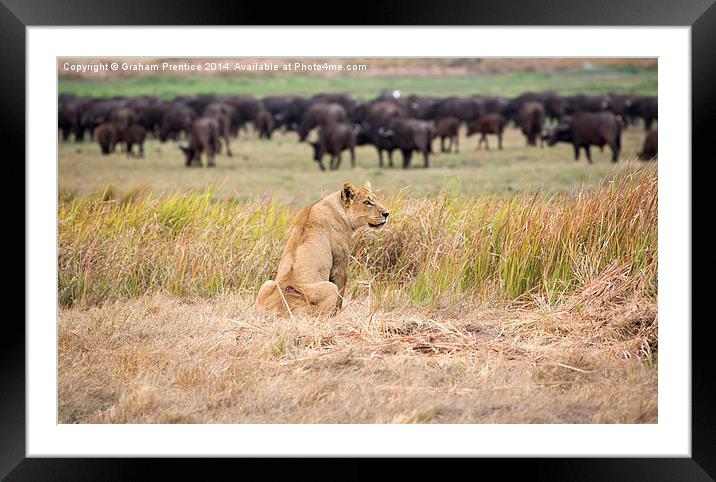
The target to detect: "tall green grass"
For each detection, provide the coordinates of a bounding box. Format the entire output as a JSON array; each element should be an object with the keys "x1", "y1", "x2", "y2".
[{"x1": 58, "y1": 170, "x2": 657, "y2": 308}]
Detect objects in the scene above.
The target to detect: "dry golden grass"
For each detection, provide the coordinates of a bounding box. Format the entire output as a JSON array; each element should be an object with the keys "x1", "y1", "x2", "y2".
[
  {"x1": 58, "y1": 169, "x2": 657, "y2": 424},
  {"x1": 58, "y1": 167, "x2": 657, "y2": 308},
  {"x1": 59, "y1": 268, "x2": 656, "y2": 424}
]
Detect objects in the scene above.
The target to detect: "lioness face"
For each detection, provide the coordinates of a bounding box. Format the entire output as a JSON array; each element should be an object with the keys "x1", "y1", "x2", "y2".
[{"x1": 341, "y1": 181, "x2": 389, "y2": 229}]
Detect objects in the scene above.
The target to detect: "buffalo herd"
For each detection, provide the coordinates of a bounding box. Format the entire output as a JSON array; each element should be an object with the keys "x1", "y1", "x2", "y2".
[{"x1": 58, "y1": 90, "x2": 658, "y2": 169}]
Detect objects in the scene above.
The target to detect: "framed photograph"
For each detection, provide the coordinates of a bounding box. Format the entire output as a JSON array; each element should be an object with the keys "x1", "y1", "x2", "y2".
[{"x1": 9, "y1": 0, "x2": 712, "y2": 479}]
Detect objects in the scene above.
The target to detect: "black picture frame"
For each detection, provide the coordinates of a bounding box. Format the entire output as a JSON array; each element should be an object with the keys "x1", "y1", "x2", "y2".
[{"x1": 7, "y1": 0, "x2": 713, "y2": 480}]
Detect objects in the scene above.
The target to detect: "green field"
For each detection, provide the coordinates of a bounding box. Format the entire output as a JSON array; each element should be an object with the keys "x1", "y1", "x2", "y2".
[
  {"x1": 59, "y1": 128, "x2": 653, "y2": 205},
  {"x1": 59, "y1": 66, "x2": 657, "y2": 100}
]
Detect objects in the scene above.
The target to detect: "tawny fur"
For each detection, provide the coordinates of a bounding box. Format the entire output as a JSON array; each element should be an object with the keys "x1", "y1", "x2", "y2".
[{"x1": 255, "y1": 181, "x2": 388, "y2": 316}]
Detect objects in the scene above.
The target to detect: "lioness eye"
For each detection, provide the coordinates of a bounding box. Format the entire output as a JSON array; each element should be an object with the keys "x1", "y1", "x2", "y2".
[{"x1": 364, "y1": 200, "x2": 373, "y2": 206}]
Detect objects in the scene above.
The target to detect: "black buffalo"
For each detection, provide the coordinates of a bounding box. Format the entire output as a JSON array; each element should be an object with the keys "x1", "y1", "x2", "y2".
[
  {"x1": 378, "y1": 118, "x2": 435, "y2": 169},
  {"x1": 564, "y1": 94, "x2": 612, "y2": 115},
  {"x1": 159, "y1": 103, "x2": 196, "y2": 142},
  {"x1": 435, "y1": 116, "x2": 460, "y2": 153},
  {"x1": 121, "y1": 124, "x2": 147, "y2": 158},
  {"x1": 179, "y1": 117, "x2": 221, "y2": 167},
  {"x1": 95, "y1": 122, "x2": 119, "y2": 155},
  {"x1": 517, "y1": 101, "x2": 545, "y2": 146},
  {"x1": 254, "y1": 108, "x2": 275, "y2": 139},
  {"x1": 354, "y1": 100, "x2": 409, "y2": 167},
  {"x1": 432, "y1": 97, "x2": 484, "y2": 125},
  {"x1": 467, "y1": 113, "x2": 507, "y2": 150},
  {"x1": 203, "y1": 101, "x2": 235, "y2": 156},
  {"x1": 543, "y1": 111, "x2": 622, "y2": 163},
  {"x1": 58, "y1": 100, "x2": 81, "y2": 142},
  {"x1": 310, "y1": 122, "x2": 357, "y2": 171},
  {"x1": 506, "y1": 91, "x2": 563, "y2": 123},
  {"x1": 298, "y1": 102, "x2": 347, "y2": 142},
  {"x1": 628, "y1": 96, "x2": 658, "y2": 131},
  {"x1": 637, "y1": 129, "x2": 658, "y2": 161}
]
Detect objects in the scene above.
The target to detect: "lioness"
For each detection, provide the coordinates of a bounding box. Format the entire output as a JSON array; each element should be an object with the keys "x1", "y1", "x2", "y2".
[{"x1": 255, "y1": 181, "x2": 389, "y2": 316}]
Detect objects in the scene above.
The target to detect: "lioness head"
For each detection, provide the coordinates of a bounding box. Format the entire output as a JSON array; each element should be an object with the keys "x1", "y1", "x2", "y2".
[{"x1": 341, "y1": 181, "x2": 389, "y2": 230}]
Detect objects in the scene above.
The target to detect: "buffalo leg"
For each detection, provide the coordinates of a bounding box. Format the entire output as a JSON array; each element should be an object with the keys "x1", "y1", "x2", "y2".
[
  {"x1": 454, "y1": 135, "x2": 459, "y2": 153},
  {"x1": 440, "y1": 137, "x2": 446, "y2": 153},
  {"x1": 316, "y1": 155, "x2": 326, "y2": 171},
  {"x1": 423, "y1": 150, "x2": 430, "y2": 168},
  {"x1": 206, "y1": 146, "x2": 216, "y2": 167},
  {"x1": 376, "y1": 147, "x2": 384, "y2": 168},
  {"x1": 585, "y1": 146, "x2": 593, "y2": 164},
  {"x1": 484, "y1": 136, "x2": 490, "y2": 151},
  {"x1": 350, "y1": 147, "x2": 355, "y2": 168},
  {"x1": 611, "y1": 143, "x2": 619, "y2": 163},
  {"x1": 498, "y1": 132, "x2": 503, "y2": 150},
  {"x1": 402, "y1": 149, "x2": 412, "y2": 169},
  {"x1": 388, "y1": 150, "x2": 394, "y2": 168},
  {"x1": 573, "y1": 144, "x2": 580, "y2": 161}
]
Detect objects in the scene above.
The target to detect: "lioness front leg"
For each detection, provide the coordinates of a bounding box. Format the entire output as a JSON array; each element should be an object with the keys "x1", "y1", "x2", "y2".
[{"x1": 330, "y1": 269, "x2": 348, "y2": 309}]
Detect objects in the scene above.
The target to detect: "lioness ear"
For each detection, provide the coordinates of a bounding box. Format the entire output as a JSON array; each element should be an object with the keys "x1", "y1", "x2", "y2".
[
  {"x1": 363, "y1": 180, "x2": 372, "y2": 192},
  {"x1": 341, "y1": 182, "x2": 357, "y2": 203}
]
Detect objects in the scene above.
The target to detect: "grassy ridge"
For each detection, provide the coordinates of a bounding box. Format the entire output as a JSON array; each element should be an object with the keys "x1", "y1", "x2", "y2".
[
  {"x1": 58, "y1": 67, "x2": 657, "y2": 99},
  {"x1": 58, "y1": 168, "x2": 657, "y2": 308}
]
